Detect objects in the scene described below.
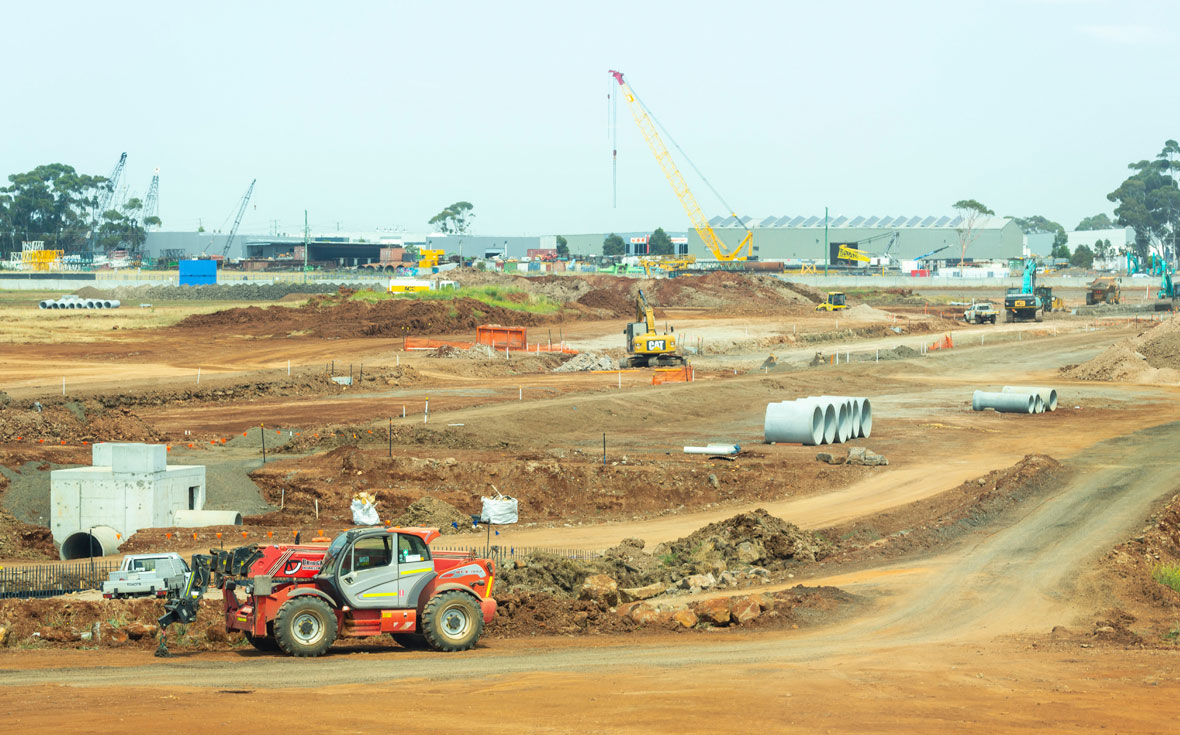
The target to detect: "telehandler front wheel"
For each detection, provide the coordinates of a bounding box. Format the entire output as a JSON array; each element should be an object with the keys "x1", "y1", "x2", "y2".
[
  {"x1": 274, "y1": 596, "x2": 338, "y2": 657},
  {"x1": 421, "y1": 591, "x2": 483, "y2": 652}
]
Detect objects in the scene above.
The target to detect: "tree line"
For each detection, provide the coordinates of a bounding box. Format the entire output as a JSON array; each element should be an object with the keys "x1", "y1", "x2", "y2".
[{"x1": 0, "y1": 163, "x2": 160, "y2": 256}]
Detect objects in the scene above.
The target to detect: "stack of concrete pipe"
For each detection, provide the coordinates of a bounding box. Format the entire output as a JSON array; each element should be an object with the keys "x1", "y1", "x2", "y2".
[
  {"x1": 971, "y1": 386, "x2": 1057, "y2": 414},
  {"x1": 764, "y1": 395, "x2": 872, "y2": 446},
  {"x1": 38, "y1": 295, "x2": 121, "y2": 309}
]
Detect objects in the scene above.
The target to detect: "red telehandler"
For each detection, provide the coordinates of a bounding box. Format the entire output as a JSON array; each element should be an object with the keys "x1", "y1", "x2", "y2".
[{"x1": 157, "y1": 526, "x2": 496, "y2": 657}]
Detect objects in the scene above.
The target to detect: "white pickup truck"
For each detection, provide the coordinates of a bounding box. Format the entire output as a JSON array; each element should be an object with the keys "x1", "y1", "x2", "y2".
[{"x1": 102, "y1": 553, "x2": 190, "y2": 599}]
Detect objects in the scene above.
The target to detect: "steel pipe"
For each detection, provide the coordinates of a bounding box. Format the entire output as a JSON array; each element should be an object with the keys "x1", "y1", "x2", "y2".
[
  {"x1": 972, "y1": 390, "x2": 1034, "y2": 414},
  {"x1": 764, "y1": 402, "x2": 824, "y2": 446},
  {"x1": 1002, "y1": 386, "x2": 1057, "y2": 412},
  {"x1": 684, "y1": 444, "x2": 741, "y2": 455}
]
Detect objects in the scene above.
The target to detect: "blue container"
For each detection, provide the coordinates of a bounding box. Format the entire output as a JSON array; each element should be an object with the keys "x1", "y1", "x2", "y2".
[{"x1": 179, "y1": 259, "x2": 217, "y2": 286}]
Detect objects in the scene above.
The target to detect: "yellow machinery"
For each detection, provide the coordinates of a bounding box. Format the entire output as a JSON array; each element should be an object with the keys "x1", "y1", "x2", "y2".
[
  {"x1": 624, "y1": 289, "x2": 685, "y2": 368},
  {"x1": 815, "y1": 292, "x2": 848, "y2": 312},
  {"x1": 610, "y1": 70, "x2": 752, "y2": 262},
  {"x1": 418, "y1": 248, "x2": 445, "y2": 269},
  {"x1": 639, "y1": 254, "x2": 697, "y2": 277},
  {"x1": 837, "y1": 245, "x2": 870, "y2": 263}
]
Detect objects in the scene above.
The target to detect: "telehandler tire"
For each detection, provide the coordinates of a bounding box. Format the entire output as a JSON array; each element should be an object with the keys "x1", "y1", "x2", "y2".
[
  {"x1": 421, "y1": 591, "x2": 483, "y2": 652},
  {"x1": 274, "y1": 596, "x2": 338, "y2": 657}
]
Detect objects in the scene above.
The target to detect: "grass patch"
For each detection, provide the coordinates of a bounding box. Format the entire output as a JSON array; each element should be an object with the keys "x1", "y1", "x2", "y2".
[
  {"x1": 1151, "y1": 563, "x2": 1180, "y2": 594},
  {"x1": 350, "y1": 285, "x2": 561, "y2": 314}
]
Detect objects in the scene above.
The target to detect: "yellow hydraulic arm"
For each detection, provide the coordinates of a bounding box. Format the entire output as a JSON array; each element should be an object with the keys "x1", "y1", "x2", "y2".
[
  {"x1": 837, "y1": 245, "x2": 870, "y2": 262},
  {"x1": 610, "y1": 70, "x2": 752, "y2": 262}
]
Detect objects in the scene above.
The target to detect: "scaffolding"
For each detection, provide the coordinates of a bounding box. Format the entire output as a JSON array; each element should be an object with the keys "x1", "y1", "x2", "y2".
[{"x1": 7, "y1": 241, "x2": 65, "y2": 272}]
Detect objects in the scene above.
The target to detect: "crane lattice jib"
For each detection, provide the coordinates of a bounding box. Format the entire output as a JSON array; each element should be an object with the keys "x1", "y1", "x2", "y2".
[
  {"x1": 611, "y1": 72, "x2": 750, "y2": 262},
  {"x1": 222, "y1": 179, "x2": 257, "y2": 258}
]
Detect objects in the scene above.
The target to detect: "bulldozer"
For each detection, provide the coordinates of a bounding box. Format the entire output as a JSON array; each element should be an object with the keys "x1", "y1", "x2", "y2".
[
  {"x1": 623, "y1": 289, "x2": 686, "y2": 368},
  {"x1": 815, "y1": 292, "x2": 848, "y2": 312}
]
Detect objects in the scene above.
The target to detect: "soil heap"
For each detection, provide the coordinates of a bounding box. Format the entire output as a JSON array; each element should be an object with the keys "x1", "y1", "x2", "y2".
[{"x1": 1062, "y1": 316, "x2": 1180, "y2": 384}]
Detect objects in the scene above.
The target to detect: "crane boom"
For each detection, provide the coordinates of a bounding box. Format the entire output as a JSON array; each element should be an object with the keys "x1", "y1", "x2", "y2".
[
  {"x1": 219, "y1": 179, "x2": 256, "y2": 258},
  {"x1": 88, "y1": 152, "x2": 127, "y2": 255},
  {"x1": 141, "y1": 168, "x2": 160, "y2": 229},
  {"x1": 609, "y1": 71, "x2": 752, "y2": 262}
]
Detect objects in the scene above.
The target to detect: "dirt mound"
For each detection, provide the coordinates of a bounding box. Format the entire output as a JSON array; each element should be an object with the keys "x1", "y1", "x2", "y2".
[
  {"x1": 842, "y1": 304, "x2": 895, "y2": 322},
  {"x1": 394, "y1": 496, "x2": 474, "y2": 534},
  {"x1": 429, "y1": 344, "x2": 494, "y2": 359},
  {"x1": 0, "y1": 401, "x2": 161, "y2": 444},
  {"x1": 71, "y1": 286, "x2": 108, "y2": 299},
  {"x1": 1063, "y1": 316, "x2": 1180, "y2": 384},
  {"x1": 576, "y1": 288, "x2": 634, "y2": 316},
  {"x1": 0, "y1": 508, "x2": 56, "y2": 559},
  {"x1": 656, "y1": 509, "x2": 830, "y2": 570},
  {"x1": 553, "y1": 353, "x2": 615, "y2": 372},
  {"x1": 175, "y1": 296, "x2": 555, "y2": 339}
]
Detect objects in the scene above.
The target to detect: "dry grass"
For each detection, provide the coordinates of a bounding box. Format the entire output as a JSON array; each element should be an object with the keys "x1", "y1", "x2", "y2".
[{"x1": 0, "y1": 291, "x2": 296, "y2": 344}]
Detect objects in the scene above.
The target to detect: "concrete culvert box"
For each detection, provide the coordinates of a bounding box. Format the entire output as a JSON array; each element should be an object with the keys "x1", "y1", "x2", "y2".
[{"x1": 50, "y1": 442, "x2": 216, "y2": 560}]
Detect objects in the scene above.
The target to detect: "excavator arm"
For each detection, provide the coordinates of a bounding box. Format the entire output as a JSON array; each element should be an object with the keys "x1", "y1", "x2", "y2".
[{"x1": 636, "y1": 289, "x2": 656, "y2": 332}]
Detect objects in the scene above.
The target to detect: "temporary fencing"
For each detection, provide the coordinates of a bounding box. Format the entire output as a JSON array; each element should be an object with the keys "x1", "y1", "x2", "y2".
[{"x1": 0, "y1": 560, "x2": 120, "y2": 599}]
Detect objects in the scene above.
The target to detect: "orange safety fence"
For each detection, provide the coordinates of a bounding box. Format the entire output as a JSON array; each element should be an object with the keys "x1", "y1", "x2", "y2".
[
  {"x1": 651, "y1": 365, "x2": 695, "y2": 384},
  {"x1": 928, "y1": 333, "x2": 954, "y2": 351},
  {"x1": 403, "y1": 336, "x2": 475, "y2": 350}
]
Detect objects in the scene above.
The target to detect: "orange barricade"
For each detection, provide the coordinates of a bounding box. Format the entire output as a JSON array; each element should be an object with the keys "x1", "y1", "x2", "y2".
[{"x1": 651, "y1": 365, "x2": 695, "y2": 385}]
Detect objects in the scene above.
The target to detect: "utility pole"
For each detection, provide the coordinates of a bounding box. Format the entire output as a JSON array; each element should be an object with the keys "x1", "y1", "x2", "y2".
[
  {"x1": 303, "y1": 210, "x2": 309, "y2": 282},
  {"x1": 824, "y1": 206, "x2": 829, "y2": 276}
]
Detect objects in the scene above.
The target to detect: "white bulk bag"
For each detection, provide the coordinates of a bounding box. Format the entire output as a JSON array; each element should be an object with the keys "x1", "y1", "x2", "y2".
[
  {"x1": 350, "y1": 492, "x2": 380, "y2": 526},
  {"x1": 480, "y1": 493, "x2": 519, "y2": 525}
]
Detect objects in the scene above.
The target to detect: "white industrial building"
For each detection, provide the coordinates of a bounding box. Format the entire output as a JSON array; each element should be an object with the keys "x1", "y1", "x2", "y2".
[{"x1": 50, "y1": 443, "x2": 236, "y2": 560}]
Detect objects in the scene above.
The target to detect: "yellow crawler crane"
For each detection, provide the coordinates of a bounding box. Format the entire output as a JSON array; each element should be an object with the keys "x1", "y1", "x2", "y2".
[{"x1": 610, "y1": 70, "x2": 752, "y2": 262}]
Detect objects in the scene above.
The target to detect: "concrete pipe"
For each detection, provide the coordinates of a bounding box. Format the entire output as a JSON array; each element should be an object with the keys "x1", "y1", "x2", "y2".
[
  {"x1": 787, "y1": 398, "x2": 837, "y2": 444},
  {"x1": 83, "y1": 299, "x2": 96, "y2": 309},
  {"x1": 1002, "y1": 386, "x2": 1057, "y2": 412},
  {"x1": 1033, "y1": 395, "x2": 1045, "y2": 414},
  {"x1": 107, "y1": 300, "x2": 121, "y2": 309},
  {"x1": 834, "y1": 402, "x2": 852, "y2": 443},
  {"x1": 39, "y1": 300, "x2": 52, "y2": 309},
  {"x1": 972, "y1": 390, "x2": 1034, "y2": 414},
  {"x1": 764, "y1": 402, "x2": 824, "y2": 446},
  {"x1": 172, "y1": 510, "x2": 243, "y2": 528},
  {"x1": 817, "y1": 396, "x2": 863, "y2": 440},
  {"x1": 859, "y1": 398, "x2": 873, "y2": 438},
  {"x1": 59, "y1": 525, "x2": 123, "y2": 560}
]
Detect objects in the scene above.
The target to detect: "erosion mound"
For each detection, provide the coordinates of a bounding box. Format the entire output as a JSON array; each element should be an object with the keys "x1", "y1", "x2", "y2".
[{"x1": 1063, "y1": 316, "x2": 1180, "y2": 384}]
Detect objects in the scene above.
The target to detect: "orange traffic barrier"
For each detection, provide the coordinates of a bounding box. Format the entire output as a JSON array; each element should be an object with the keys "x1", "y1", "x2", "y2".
[{"x1": 652, "y1": 365, "x2": 695, "y2": 385}]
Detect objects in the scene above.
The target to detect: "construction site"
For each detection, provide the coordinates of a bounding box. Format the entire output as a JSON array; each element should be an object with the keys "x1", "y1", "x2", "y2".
[
  {"x1": 3, "y1": 1, "x2": 1180, "y2": 724},
  {"x1": 0, "y1": 263, "x2": 1177, "y2": 731}
]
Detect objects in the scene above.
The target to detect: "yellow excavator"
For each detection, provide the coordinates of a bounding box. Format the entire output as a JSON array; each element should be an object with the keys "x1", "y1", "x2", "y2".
[{"x1": 624, "y1": 289, "x2": 686, "y2": 368}]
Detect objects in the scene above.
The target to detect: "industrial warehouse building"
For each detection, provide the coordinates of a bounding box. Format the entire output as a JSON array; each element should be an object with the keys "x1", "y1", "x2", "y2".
[{"x1": 687, "y1": 214, "x2": 1025, "y2": 265}]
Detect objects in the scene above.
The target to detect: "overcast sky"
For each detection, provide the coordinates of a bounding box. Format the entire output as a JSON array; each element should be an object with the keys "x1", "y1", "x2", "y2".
[{"x1": 3, "y1": 0, "x2": 1177, "y2": 237}]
